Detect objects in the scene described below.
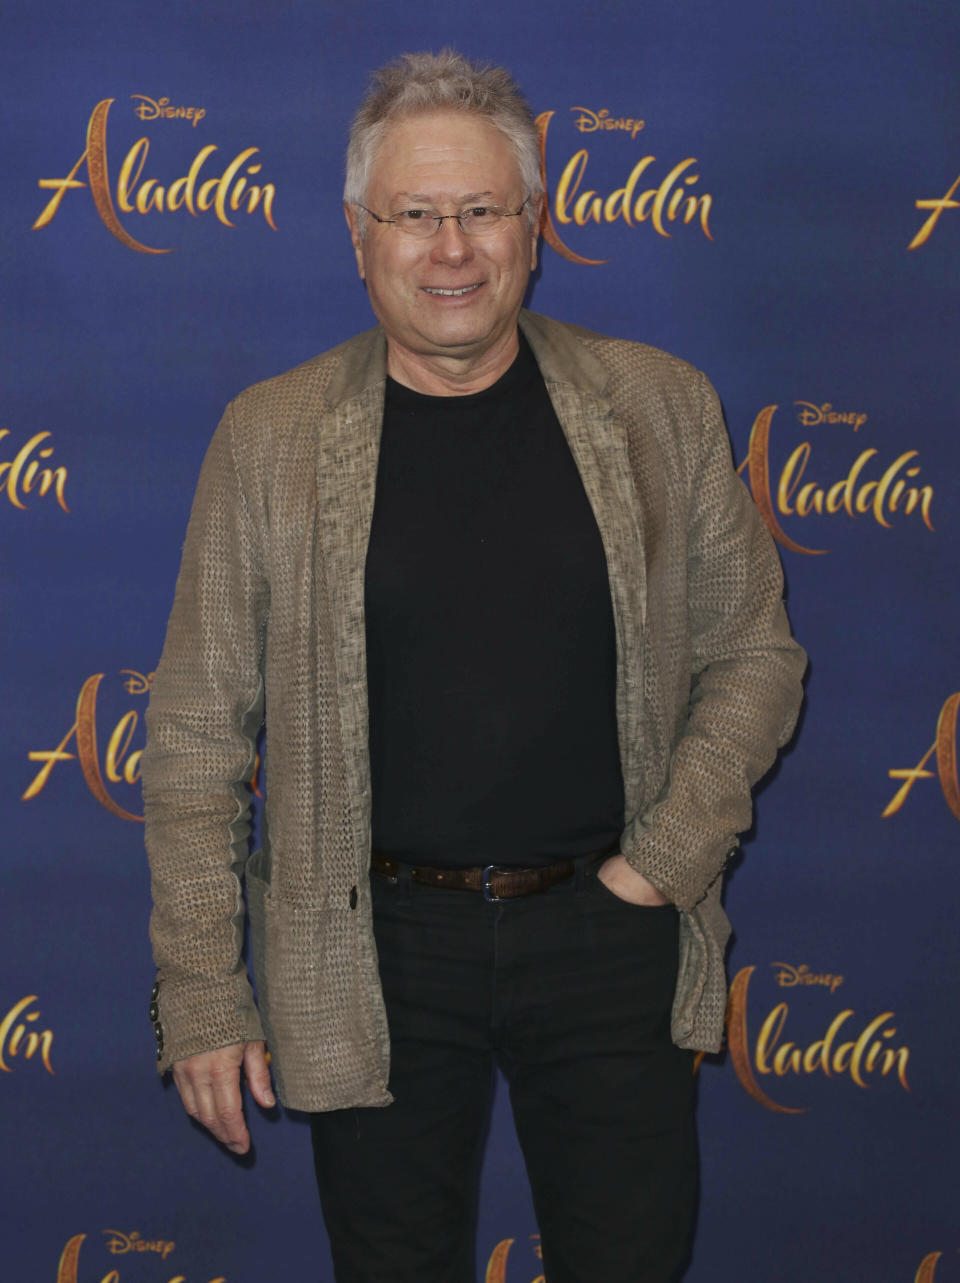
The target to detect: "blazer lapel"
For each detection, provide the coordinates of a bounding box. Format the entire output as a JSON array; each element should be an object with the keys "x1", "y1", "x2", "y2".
[
  {"x1": 521, "y1": 313, "x2": 650, "y2": 817},
  {"x1": 314, "y1": 330, "x2": 387, "y2": 866}
]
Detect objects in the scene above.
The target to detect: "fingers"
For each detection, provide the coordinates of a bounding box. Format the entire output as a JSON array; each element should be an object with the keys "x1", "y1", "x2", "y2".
[
  {"x1": 172, "y1": 1044, "x2": 251, "y2": 1154},
  {"x1": 598, "y1": 855, "x2": 670, "y2": 906},
  {"x1": 243, "y1": 1040, "x2": 276, "y2": 1110}
]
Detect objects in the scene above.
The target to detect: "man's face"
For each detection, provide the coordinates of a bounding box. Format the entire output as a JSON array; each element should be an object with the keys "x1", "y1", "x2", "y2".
[{"x1": 345, "y1": 110, "x2": 540, "y2": 368}]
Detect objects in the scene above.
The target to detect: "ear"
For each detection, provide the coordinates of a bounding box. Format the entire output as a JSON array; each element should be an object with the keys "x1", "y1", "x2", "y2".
[{"x1": 344, "y1": 203, "x2": 366, "y2": 280}]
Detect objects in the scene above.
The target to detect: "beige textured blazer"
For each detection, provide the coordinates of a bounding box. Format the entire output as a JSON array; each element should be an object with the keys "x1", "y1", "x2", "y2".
[{"x1": 142, "y1": 310, "x2": 806, "y2": 1112}]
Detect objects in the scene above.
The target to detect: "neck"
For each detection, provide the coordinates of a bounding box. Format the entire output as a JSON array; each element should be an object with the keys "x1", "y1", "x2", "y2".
[{"x1": 386, "y1": 329, "x2": 520, "y2": 396}]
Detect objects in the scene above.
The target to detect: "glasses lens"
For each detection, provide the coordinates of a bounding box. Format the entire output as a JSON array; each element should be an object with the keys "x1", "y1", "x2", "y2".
[
  {"x1": 394, "y1": 210, "x2": 440, "y2": 238},
  {"x1": 388, "y1": 206, "x2": 520, "y2": 236},
  {"x1": 460, "y1": 208, "x2": 505, "y2": 234}
]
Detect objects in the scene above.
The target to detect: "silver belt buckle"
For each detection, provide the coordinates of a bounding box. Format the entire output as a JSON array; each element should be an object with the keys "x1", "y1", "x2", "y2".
[{"x1": 482, "y1": 864, "x2": 509, "y2": 903}]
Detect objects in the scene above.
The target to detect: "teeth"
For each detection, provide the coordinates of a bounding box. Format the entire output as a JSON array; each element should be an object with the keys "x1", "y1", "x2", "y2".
[{"x1": 423, "y1": 284, "x2": 481, "y2": 296}]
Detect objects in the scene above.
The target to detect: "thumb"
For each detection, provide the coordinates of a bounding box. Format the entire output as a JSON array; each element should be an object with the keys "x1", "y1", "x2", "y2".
[{"x1": 243, "y1": 1040, "x2": 276, "y2": 1108}]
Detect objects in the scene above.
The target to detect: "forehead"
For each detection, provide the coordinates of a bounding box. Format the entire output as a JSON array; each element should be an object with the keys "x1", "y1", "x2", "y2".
[{"x1": 368, "y1": 110, "x2": 523, "y2": 202}]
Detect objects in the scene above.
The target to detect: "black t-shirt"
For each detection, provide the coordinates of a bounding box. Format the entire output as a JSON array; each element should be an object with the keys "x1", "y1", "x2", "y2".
[{"x1": 364, "y1": 334, "x2": 624, "y2": 868}]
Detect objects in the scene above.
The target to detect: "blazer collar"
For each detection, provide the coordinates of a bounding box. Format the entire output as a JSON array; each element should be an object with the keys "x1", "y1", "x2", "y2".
[{"x1": 320, "y1": 310, "x2": 611, "y2": 408}]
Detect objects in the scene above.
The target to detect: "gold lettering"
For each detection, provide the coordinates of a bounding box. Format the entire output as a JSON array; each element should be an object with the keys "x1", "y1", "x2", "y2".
[
  {"x1": 571, "y1": 107, "x2": 645, "y2": 139},
  {"x1": 794, "y1": 402, "x2": 869, "y2": 431},
  {"x1": 725, "y1": 968, "x2": 805, "y2": 1114},
  {"x1": 23, "y1": 719, "x2": 78, "y2": 799},
  {"x1": 213, "y1": 147, "x2": 259, "y2": 228},
  {"x1": 772, "y1": 1040, "x2": 802, "y2": 1076},
  {"x1": 74, "y1": 674, "x2": 143, "y2": 822},
  {"x1": 59, "y1": 1233, "x2": 221, "y2": 1283},
  {"x1": 651, "y1": 158, "x2": 710, "y2": 239},
  {"x1": 535, "y1": 111, "x2": 712, "y2": 263},
  {"x1": 908, "y1": 173, "x2": 960, "y2": 250},
  {"x1": 173, "y1": 146, "x2": 219, "y2": 216},
  {"x1": 739, "y1": 406, "x2": 825, "y2": 555},
  {"x1": 198, "y1": 176, "x2": 219, "y2": 212},
  {"x1": 603, "y1": 157, "x2": 654, "y2": 225},
  {"x1": 683, "y1": 189, "x2": 712, "y2": 230},
  {"x1": 535, "y1": 112, "x2": 606, "y2": 266},
  {"x1": 105, "y1": 711, "x2": 140, "y2": 785},
  {"x1": 848, "y1": 1012, "x2": 893, "y2": 1087},
  {"x1": 573, "y1": 188, "x2": 602, "y2": 226},
  {"x1": 135, "y1": 178, "x2": 165, "y2": 214},
  {"x1": 755, "y1": 1002, "x2": 789, "y2": 1073},
  {"x1": 884, "y1": 741, "x2": 938, "y2": 817},
  {"x1": 132, "y1": 94, "x2": 162, "y2": 122},
  {"x1": 873, "y1": 452, "x2": 928, "y2": 529},
  {"x1": 554, "y1": 149, "x2": 589, "y2": 225},
  {"x1": 82, "y1": 99, "x2": 170, "y2": 254},
  {"x1": 57, "y1": 1234, "x2": 85, "y2": 1283},
  {"x1": 247, "y1": 182, "x2": 275, "y2": 223},
  {"x1": 229, "y1": 176, "x2": 248, "y2": 211},
  {"x1": 740, "y1": 407, "x2": 935, "y2": 552},
  {"x1": 726, "y1": 966, "x2": 910, "y2": 1110},
  {"x1": 23, "y1": 673, "x2": 145, "y2": 821},
  {"x1": 103, "y1": 1232, "x2": 177, "y2": 1260},
  {"x1": 0, "y1": 430, "x2": 69, "y2": 512},
  {"x1": 936, "y1": 693, "x2": 960, "y2": 820},
  {"x1": 0, "y1": 995, "x2": 54, "y2": 1074},
  {"x1": 33, "y1": 149, "x2": 90, "y2": 228},
  {"x1": 915, "y1": 1253, "x2": 942, "y2": 1283},
  {"x1": 884, "y1": 693, "x2": 960, "y2": 821},
  {"x1": 770, "y1": 963, "x2": 844, "y2": 993},
  {"x1": 116, "y1": 138, "x2": 149, "y2": 213},
  {"x1": 801, "y1": 1009, "x2": 852, "y2": 1076},
  {"x1": 131, "y1": 94, "x2": 205, "y2": 127},
  {"x1": 36, "y1": 100, "x2": 275, "y2": 250},
  {"x1": 486, "y1": 1239, "x2": 513, "y2": 1283}
]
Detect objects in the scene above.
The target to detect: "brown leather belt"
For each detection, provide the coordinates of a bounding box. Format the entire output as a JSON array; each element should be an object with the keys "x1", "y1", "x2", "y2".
[{"x1": 370, "y1": 844, "x2": 617, "y2": 903}]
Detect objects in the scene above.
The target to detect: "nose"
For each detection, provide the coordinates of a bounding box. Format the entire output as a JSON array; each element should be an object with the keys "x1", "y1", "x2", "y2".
[{"x1": 429, "y1": 216, "x2": 475, "y2": 267}]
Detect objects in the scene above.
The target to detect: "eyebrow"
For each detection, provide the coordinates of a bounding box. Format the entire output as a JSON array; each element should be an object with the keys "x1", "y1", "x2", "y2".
[{"x1": 391, "y1": 191, "x2": 499, "y2": 205}]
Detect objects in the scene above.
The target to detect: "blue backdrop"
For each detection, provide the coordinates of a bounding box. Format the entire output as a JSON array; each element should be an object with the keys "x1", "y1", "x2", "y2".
[{"x1": 3, "y1": 2, "x2": 958, "y2": 1280}]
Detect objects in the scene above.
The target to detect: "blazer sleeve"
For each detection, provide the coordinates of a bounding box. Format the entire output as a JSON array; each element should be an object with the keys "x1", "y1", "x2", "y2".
[
  {"x1": 624, "y1": 372, "x2": 807, "y2": 912},
  {"x1": 141, "y1": 404, "x2": 268, "y2": 1072}
]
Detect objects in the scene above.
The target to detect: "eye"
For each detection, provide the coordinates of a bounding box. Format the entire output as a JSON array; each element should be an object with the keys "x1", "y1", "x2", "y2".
[
  {"x1": 466, "y1": 206, "x2": 492, "y2": 218},
  {"x1": 397, "y1": 208, "x2": 433, "y2": 222}
]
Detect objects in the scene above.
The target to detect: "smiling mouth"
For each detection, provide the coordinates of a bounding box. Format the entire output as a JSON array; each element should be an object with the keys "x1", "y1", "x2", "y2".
[{"x1": 421, "y1": 283, "x2": 483, "y2": 297}]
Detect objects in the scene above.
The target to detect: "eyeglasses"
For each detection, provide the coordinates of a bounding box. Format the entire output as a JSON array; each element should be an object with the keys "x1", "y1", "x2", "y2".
[{"x1": 356, "y1": 198, "x2": 530, "y2": 239}]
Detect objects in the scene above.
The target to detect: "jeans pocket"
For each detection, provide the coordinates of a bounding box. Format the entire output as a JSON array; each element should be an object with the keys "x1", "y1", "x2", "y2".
[{"x1": 590, "y1": 870, "x2": 674, "y2": 911}]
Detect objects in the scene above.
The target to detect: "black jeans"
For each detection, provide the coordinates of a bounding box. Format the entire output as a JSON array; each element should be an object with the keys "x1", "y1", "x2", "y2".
[{"x1": 310, "y1": 860, "x2": 698, "y2": 1283}]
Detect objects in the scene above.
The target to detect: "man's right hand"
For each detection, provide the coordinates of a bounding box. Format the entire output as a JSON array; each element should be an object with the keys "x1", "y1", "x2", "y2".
[{"x1": 171, "y1": 1039, "x2": 275, "y2": 1155}]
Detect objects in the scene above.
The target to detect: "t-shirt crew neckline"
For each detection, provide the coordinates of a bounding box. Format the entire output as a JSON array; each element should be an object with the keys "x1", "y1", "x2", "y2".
[{"x1": 384, "y1": 331, "x2": 539, "y2": 411}]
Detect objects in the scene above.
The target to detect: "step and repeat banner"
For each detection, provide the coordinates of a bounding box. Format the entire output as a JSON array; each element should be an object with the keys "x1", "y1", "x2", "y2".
[{"x1": 3, "y1": 1, "x2": 957, "y2": 1280}]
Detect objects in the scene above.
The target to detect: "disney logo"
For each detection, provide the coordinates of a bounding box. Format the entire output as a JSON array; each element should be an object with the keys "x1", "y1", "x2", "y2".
[
  {"x1": 569, "y1": 107, "x2": 644, "y2": 140},
  {"x1": 131, "y1": 95, "x2": 206, "y2": 127},
  {"x1": 794, "y1": 401, "x2": 868, "y2": 432},
  {"x1": 102, "y1": 1230, "x2": 176, "y2": 1260},
  {"x1": 570, "y1": 107, "x2": 645, "y2": 140},
  {"x1": 770, "y1": 962, "x2": 844, "y2": 994},
  {"x1": 122, "y1": 669, "x2": 153, "y2": 695}
]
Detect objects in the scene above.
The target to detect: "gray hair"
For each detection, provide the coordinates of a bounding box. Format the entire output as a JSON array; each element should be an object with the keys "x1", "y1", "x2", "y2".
[{"x1": 344, "y1": 50, "x2": 544, "y2": 233}]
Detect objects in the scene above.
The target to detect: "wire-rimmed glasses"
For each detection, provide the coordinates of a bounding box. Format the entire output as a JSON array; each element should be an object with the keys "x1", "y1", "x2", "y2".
[{"x1": 356, "y1": 198, "x2": 530, "y2": 238}]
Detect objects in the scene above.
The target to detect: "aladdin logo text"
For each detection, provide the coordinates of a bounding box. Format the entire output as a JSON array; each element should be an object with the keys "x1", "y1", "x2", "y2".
[{"x1": 33, "y1": 98, "x2": 277, "y2": 254}]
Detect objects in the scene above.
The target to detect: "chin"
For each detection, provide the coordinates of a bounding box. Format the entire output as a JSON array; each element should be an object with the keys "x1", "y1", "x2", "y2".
[{"x1": 418, "y1": 324, "x2": 491, "y2": 354}]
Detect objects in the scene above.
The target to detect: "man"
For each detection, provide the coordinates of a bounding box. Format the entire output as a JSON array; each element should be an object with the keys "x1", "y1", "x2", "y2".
[{"x1": 143, "y1": 50, "x2": 805, "y2": 1283}]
